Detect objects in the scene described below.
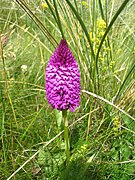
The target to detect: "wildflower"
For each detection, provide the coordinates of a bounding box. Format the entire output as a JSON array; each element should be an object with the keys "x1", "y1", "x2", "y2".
[
  {"x1": 21, "y1": 65, "x2": 27, "y2": 73},
  {"x1": 110, "y1": 61, "x2": 115, "y2": 69},
  {"x1": 97, "y1": 18, "x2": 106, "y2": 30},
  {"x1": 89, "y1": 32, "x2": 96, "y2": 43},
  {"x1": 112, "y1": 117, "x2": 121, "y2": 135},
  {"x1": 45, "y1": 39, "x2": 80, "y2": 112},
  {"x1": 40, "y1": 2, "x2": 48, "y2": 9},
  {"x1": 81, "y1": 1, "x2": 89, "y2": 8}
]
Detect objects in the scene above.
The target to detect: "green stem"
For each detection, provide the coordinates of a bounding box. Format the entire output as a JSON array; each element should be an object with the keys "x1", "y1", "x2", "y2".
[
  {"x1": 62, "y1": 110, "x2": 70, "y2": 164},
  {"x1": 53, "y1": 0, "x2": 65, "y2": 38}
]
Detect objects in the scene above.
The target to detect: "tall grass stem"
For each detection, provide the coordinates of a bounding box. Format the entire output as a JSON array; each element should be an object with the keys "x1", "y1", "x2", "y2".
[
  {"x1": 53, "y1": 0, "x2": 64, "y2": 38},
  {"x1": 62, "y1": 110, "x2": 70, "y2": 164}
]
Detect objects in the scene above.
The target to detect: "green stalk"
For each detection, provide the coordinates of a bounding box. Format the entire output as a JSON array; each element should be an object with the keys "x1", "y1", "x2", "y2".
[
  {"x1": 66, "y1": 0, "x2": 95, "y2": 60},
  {"x1": 95, "y1": 0, "x2": 130, "y2": 91},
  {"x1": 96, "y1": 0, "x2": 130, "y2": 70},
  {"x1": 62, "y1": 110, "x2": 70, "y2": 164},
  {"x1": 98, "y1": 0, "x2": 105, "y2": 20},
  {"x1": 15, "y1": 0, "x2": 58, "y2": 48},
  {"x1": 53, "y1": 0, "x2": 65, "y2": 38},
  {"x1": 114, "y1": 63, "x2": 135, "y2": 103}
]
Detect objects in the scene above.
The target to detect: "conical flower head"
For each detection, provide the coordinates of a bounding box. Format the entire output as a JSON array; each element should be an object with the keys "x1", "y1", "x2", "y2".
[{"x1": 45, "y1": 39, "x2": 80, "y2": 112}]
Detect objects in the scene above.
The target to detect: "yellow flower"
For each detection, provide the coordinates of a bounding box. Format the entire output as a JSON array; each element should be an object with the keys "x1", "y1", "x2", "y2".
[
  {"x1": 112, "y1": 117, "x2": 121, "y2": 134},
  {"x1": 97, "y1": 18, "x2": 106, "y2": 29},
  {"x1": 41, "y1": 2, "x2": 48, "y2": 9},
  {"x1": 105, "y1": 47, "x2": 111, "y2": 51},
  {"x1": 110, "y1": 61, "x2": 115, "y2": 69},
  {"x1": 89, "y1": 32, "x2": 95, "y2": 43},
  {"x1": 98, "y1": 30, "x2": 105, "y2": 37},
  {"x1": 81, "y1": 144, "x2": 87, "y2": 151},
  {"x1": 117, "y1": 48, "x2": 122, "y2": 54},
  {"x1": 82, "y1": 1, "x2": 88, "y2": 8}
]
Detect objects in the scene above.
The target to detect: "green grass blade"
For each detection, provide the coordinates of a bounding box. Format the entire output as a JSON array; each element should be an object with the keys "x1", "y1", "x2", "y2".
[
  {"x1": 53, "y1": 0, "x2": 64, "y2": 38},
  {"x1": 54, "y1": 109, "x2": 62, "y2": 127},
  {"x1": 44, "y1": 0, "x2": 58, "y2": 24},
  {"x1": 82, "y1": 90, "x2": 135, "y2": 121},
  {"x1": 95, "y1": 0, "x2": 130, "y2": 90},
  {"x1": 114, "y1": 62, "x2": 135, "y2": 102},
  {"x1": 98, "y1": 0, "x2": 105, "y2": 20},
  {"x1": 66, "y1": 0, "x2": 95, "y2": 60},
  {"x1": 96, "y1": 0, "x2": 130, "y2": 63},
  {"x1": 15, "y1": 0, "x2": 58, "y2": 48}
]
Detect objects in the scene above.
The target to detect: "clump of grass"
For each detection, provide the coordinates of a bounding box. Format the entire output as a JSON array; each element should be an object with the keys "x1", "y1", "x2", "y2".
[{"x1": 0, "y1": 0, "x2": 135, "y2": 179}]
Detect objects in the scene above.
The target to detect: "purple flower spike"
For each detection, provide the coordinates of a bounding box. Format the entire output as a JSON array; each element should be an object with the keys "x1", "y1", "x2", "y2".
[{"x1": 45, "y1": 39, "x2": 81, "y2": 112}]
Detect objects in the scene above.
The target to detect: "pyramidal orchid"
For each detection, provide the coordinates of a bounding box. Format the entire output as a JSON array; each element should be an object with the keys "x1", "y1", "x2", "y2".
[
  {"x1": 45, "y1": 39, "x2": 81, "y2": 164},
  {"x1": 45, "y1": 39, "x2": 81, "y2": 112}
]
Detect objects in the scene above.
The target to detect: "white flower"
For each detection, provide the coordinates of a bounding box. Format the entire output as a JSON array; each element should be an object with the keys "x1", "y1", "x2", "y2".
[{"x1": 21, "y1": 65, "x2": 28, "y2": 72}]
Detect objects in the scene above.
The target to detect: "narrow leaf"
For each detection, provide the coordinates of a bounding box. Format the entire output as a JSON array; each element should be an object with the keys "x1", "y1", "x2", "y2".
[
  {"x1": 38, "y1": 148, "x2": 46, "y2": 165},
  {"x1": 66, "y1": 0, "x2": 95, "y2": 60},
  {"x1": 55, "y1": 109, "x2": 62, "y2": 127}
]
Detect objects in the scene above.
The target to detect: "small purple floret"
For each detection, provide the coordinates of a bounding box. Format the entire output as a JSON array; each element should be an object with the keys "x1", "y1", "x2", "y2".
[{"x1": 45, "y1": 39, "x2": 80, "y2": 112}]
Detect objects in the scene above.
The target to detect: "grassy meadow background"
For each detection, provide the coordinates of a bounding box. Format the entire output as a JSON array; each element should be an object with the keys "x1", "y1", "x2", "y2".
[{"x1": 0, "y1": 0, "x2": 135, "y2": 179}]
